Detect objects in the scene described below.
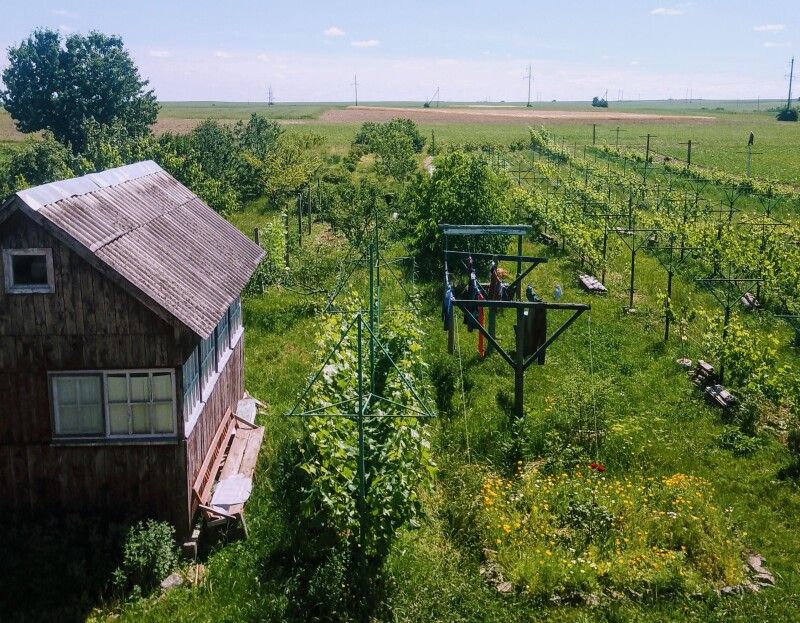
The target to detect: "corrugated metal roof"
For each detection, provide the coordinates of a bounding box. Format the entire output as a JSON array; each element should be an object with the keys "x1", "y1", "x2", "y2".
[{"x1": 14, "y1": 161, "x2": 264, "y2": 338}]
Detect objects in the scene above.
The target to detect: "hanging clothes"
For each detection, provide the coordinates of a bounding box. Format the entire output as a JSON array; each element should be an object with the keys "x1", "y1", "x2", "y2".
[
  {"x1": 477, "y1": 293, "x2": 485, "y2": 357},
  {"x1": 489, "y1": 262, "x2": 502, "y2": 300},
  {"x1": 524, "y1": 284, "x2": 547, "y2": 364},
  {"x1": 489, "y1": 261, "x2": 513, "y2": 302},
  {"x1": 523, "y1": 307, "x2": 547, "y2": 364},
  {"x1": 462, "y1": 270, "x2": 481, "y2": 331},
  {"x1": 442, "y1": 284, "x2": 454, "y2": 331}
]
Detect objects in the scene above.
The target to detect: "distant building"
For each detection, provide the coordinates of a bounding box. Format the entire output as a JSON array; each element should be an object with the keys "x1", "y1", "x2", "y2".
[{"x1": 0, "y1": 161, "x2": 265, "y2": 538}]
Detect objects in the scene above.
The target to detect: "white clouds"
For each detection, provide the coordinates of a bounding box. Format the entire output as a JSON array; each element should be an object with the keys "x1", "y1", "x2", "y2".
[
  {"x1": 650, "y1": 7, "x2": 683, "y2": 16},
  {"x1": 149, "y1": 50, "x2": 171, "y2": 58},
  {"x1": 754, "y1": 24, "x2": 786, "y2": 32},
  {"x1": 763, "y1": 41, "x2": 790, "y2": 48},
  {"x1": 351, "y1": 39, "x2": 380, "y2": 48},
  {"x1": 214, "y1": 50, "x2": 232, "y2": 59},
  {"x1": 52, "y1": 9, "x2": 75, "y2": 17},
  {"x1": 323, "y1": 26, "x2": 345, "y2": 37}
]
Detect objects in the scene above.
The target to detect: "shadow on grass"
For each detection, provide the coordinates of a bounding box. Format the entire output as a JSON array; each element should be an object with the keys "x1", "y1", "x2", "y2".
[{"x1": 0, "y1": 515, "x2": 126, "y2": 623}]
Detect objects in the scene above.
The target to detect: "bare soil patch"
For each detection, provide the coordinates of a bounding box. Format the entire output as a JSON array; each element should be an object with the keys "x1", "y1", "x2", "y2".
[{"x1": 321, "y1": 106, "x2": 716, "y2": 125}]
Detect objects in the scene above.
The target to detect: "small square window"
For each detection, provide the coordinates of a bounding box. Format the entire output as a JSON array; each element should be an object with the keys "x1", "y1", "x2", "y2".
[{"x1": 3, "y1": 248, "x2": 54, "y2": 293}]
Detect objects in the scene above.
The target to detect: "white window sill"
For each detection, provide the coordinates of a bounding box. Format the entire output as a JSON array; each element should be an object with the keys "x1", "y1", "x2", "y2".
[
  {"x1": 184, "y1": 328, "x2": 244, "y2": 438},
  {"x1": 52, "y1": 436, "x2": 179, "y2": 447}
]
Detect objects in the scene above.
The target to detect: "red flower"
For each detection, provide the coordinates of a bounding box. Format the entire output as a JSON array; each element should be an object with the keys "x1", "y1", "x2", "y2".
[{"x1": 589, "y1": 462, "x2": 607, "y2": 473}]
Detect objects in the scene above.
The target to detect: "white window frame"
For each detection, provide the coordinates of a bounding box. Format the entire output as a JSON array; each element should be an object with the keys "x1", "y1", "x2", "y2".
[
  {"x1": 216, "y1": 312, "x2": 230, "y2": 366},
  {"x1": 229, "y1": 296, "x2": 243, "y2": 340},
  {"x1": 3, "y1": 248, "x2": 55, "y2": 294},
  {"x1": 50, "y1": 373, "x2": 105, "y2": 437},
  {"x1": 183, "y1": 309, "x2": 244, "y2": 437},
  {"x1": 182, "y1": 348, "x2": 201, "y2": 421},
  {"x1": 49, "y1": 369, "x2": 177, "y2": 442},
  {"x1": 104, "y1": 370, "x2": 178, "y2": 439}
]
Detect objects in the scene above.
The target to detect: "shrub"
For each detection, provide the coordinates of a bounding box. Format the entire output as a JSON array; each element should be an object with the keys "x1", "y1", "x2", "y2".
[
  {"x1": 111, "y1": 520, "x2": 179, "y2": 598},
  {"x1": 353, "y1": 118, "x2": 425, "y2": 153},
  {"x1": 1, "y1": 132, "x2": 82, "y2": 191},
  {"x1": 776, "y1": 107, "x2": 798, "y2": 122},
  {"x1": 717, "y1": 427, "x2": 762, "y2": 457}
]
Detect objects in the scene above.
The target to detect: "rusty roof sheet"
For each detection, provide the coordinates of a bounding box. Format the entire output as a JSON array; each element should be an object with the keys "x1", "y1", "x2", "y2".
[{"x1": 14, "y1": 161, "x2": 264, "y2": 338}]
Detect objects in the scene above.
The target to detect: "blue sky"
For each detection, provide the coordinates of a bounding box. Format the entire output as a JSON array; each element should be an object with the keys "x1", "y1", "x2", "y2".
[{"x1": 0, "y1": 1, "x2": 796, "y2": 102}]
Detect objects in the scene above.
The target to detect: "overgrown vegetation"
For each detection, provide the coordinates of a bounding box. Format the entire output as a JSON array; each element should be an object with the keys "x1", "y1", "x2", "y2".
[{"x1": 476, "y1": 467, "x2": 745, "y2": 600}]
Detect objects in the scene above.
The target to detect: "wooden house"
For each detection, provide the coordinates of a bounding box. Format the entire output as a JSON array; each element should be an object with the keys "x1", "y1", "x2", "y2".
[{"x1": 0, "y1": 161, "x2": 265, "y2": 539}]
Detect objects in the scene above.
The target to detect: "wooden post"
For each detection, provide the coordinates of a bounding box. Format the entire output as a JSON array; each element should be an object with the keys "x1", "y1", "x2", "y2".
[
  {"x1": 283, "y1": 210, "x2": 290, "y2": 268},
  {"x1": 664, "y1": 269, "x2": 674, "y2": 342},
  {"x1": 487, "y1": 308, "x2": 496, "y2": 356},
  {"x1": 514, "y1": 306, "x2": 525, "y2": 420},
  {"x1": 297, "y1": 193, "x2": 303, "y2": 245},
  {"x1": 253, "y1": 227, "x2": 260, "y2": 247},
  {"x1": 447, "y1": 312, "x2": 454, "y2": 354},
  {"x1": 516, "y1": 234, "x2": 523, "y2": 301}
]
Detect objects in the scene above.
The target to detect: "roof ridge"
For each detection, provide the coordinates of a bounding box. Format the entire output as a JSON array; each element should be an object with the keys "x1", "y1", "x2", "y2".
[{"x1": 17, "y1": 160, "x2": 164, "y2": 211}]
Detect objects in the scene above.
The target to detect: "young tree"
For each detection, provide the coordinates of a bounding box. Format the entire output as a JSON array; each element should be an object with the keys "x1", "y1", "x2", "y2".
[
  {"x1": 1, "y1": 29, "x2": 159, "y2": 152},
  {"x1": 406, "y1": 150, "x2": 514, "y2": 274}
]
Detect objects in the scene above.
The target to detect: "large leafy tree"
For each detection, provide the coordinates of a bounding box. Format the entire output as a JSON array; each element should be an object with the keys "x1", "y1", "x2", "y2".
[{"x1": 1, "y1": 29, "x2": 159, "y2": 152}]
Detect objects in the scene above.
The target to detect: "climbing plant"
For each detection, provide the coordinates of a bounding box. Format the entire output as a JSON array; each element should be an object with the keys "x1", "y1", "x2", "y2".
[{"x1": 298, "y1": 298, "x2": 436, "y2": 568}]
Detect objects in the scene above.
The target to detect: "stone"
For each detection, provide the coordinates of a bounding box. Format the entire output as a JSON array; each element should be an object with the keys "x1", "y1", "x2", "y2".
[
  {"x1": 747, "y1": 554, "x2": 766, "y2": 574},
  {"x1": 754, "y1": 572, "x2": 775, "y2": 587},
  {"x1": 496, "y1": 581, "x2": 513, "y2": 594},
  {"x1": 160, "y1": 572, "x2": 184, "y2": 591}
]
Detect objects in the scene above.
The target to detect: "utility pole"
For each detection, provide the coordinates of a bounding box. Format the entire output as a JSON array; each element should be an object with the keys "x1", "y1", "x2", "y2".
[
  {"x1": 524, "y1": 64, "x2": 533, "y2": 107},
  {"x1": 787, "y1": 57, "x2": 795, "y2": 109},
  {"x1": 267, "y1": 85, "x2": 274, "y2": 106},
  {"x1": 353, "y1": 74, "x2": 359, "y2": 106}
]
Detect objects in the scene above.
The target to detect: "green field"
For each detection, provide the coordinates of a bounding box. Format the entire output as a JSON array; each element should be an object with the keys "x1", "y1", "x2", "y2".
[{"x1": 3, "y1": 100, "x2": 798, "y2": 184}]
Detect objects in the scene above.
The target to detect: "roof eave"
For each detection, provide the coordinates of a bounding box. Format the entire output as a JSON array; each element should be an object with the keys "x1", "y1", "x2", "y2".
[{"x1": 0, "y1": 196, "x2": 19, "y2": 227}]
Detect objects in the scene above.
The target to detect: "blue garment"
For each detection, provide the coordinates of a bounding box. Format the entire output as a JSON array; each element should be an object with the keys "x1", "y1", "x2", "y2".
[
  {"x1": 463, "y1": 273, "x2": 481, "y2": 331},
  {"x1": 442, "y1": 285, "x2": 454, "y2": 330}
]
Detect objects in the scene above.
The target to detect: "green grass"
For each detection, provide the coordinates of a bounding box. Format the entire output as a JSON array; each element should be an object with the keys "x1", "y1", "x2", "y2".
[{"x1": 79, "y1": 189, "x2": 800, "y2": 622}]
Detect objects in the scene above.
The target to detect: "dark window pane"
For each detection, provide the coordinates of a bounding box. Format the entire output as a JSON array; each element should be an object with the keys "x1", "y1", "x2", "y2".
[{"x1": 12, "y1": 254, "x2": 48, "y2": 285}]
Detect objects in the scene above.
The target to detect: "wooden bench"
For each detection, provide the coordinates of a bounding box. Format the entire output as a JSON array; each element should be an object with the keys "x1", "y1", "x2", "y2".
[
  {"x1": 192, "y1": 398, "x2": 265, "y2": 536},
  {"x1": 578, "y1": 273, "x2": 608, "y2": 295}
]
